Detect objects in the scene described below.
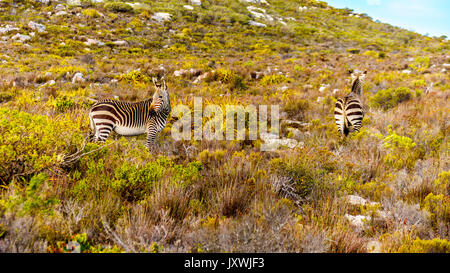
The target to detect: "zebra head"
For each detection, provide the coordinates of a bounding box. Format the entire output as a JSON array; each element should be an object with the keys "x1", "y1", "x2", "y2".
[
  {"x1": 349, "y1": 70, "x2": 367, "y2": 95},
  {"x1": 151, "y1": 76, "x2": 170, "y2": 113}
]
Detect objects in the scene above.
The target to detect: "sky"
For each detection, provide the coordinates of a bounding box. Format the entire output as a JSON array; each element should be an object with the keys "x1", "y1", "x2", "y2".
[{"x1": 323, "y1": 0, "x2": 450, "y2": 38}]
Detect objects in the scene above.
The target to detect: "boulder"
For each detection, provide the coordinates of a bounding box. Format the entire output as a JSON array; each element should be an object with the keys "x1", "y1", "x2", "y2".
[
  {"x1": 72, "y1": 72, "x2": 85, "y2": 83},
  {"x1": 0, "y1": 25, "x2": 20, "y2": 35},
  {"x1": 67, "y1": 0, "x2": 81, "y2": 6},
  {"x1": 84, "y1": 38, "x2": 102, "y2": 46},
  {"x1": 345, "y1": 195, "x2": 379, "y2": 206},
  {"x1": 189, "y1": 0, "x2": 201, "y2": 5},
  {"x1": 345, "y1": 214, "x2": 371, "y2": 230},
  {"x1": 11, "y1": 33, "x2": 32, "y2": 42},
  {"x1": 28, "y1": 21, "x2": 46, "y2": 33},
  {"x1": 240, "y1": 0, "x2": 269, "y2": 5},
  {"x1": 248, "y1": 20, "x2": 266, "y2": 27},
  {"x1": 112, "y1": 40, "x2": 128, "y2": 46},
  {"x1": 55, "y1": 11, "x2": 68, "y2": 16},
  {"x1": 152, "y1": 12, "x2": 172, "y2": 22}
]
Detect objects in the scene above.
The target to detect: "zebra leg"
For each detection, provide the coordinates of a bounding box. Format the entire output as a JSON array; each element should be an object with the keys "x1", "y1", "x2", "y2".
[
  {"x1": 145, "y1": 122, "x2": 159, "y2": 150},
  {"x1": 94, "y1": 124, "x2": 114, "y2": 142}
]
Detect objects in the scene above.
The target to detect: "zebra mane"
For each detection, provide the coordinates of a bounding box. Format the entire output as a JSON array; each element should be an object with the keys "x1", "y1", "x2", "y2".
[
  {"x1": 351, "y1": 77, "x2": 362, "y2": 95},
  {"x1": 350, "y1": 71, "x2": 366, "y2": 95}
]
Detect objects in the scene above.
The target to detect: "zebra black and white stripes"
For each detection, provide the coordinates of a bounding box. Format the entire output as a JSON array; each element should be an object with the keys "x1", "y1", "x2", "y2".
[
  {"x1": 89, "y1": 77, "x2": 171, "y2": 149},
  {"x1": 334, "y1": 70, "x2": 366, "y2": 136}
]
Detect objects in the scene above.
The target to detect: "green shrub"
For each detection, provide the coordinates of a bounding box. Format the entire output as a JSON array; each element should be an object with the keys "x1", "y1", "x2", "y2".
[
  {"x1": 383, "y1": 127, "x2": 421, "y2": 170},
  {"x1": 369, "y1": 87, "x2": 412, "y2": 110},
  {"x1": 82, "y1": 8, "x2": 101, "y2": 18},
  {"x1": 409, "y1": 56, "x2": 430, "y2": 73},
  {"x1": 112, "y1": 160, "x2": 166, "y2": 201},
  {"x1": 261, "y1": 74, "x2": 291, "y2": 86},
  {"x1": 116, "y1": 69, "x2": 150, "y2": 85},
  {"x1": 104, "y1": 2, "x2": 133, "y2": 13},
  {"x1": 52, "y1": 95, "x2": 76, "y2": 112},
  {"x1": 399, "y1": 238, "x2": 450, "y2": 253},
  {"x1": 0, "y1": 107, "x2": 84, "y2": 183},
  {"x1": 422, "y1": 193, "x2": 450, "y2": 230}
]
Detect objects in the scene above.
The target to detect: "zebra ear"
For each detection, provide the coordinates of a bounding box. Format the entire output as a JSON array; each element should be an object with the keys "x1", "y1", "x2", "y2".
[
  {"x1": 161, "y1": 76, "x2": 167, "y2": 90},
  {"x1": 348, "y1": 69, "x2": 354, "y2": 74}
]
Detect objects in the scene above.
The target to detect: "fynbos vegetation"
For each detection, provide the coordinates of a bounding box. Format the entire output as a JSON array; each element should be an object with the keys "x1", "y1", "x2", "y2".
[{"x1": 0, "y1": 0, "x2": 448, "y2": 253}]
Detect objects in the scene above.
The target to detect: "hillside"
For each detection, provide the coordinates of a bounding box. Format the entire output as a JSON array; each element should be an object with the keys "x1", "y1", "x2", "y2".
[{"x1": 0, "y1": 0, "x2": 449, "y2": 253}]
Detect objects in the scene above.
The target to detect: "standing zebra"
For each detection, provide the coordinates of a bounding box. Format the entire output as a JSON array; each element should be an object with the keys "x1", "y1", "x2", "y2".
[
  {"x1": 334, "y1": 70, "x2": 366, "y2": 136},
  {"x1": 89, "y1": 76, "x2": 171, "y2": 149}
]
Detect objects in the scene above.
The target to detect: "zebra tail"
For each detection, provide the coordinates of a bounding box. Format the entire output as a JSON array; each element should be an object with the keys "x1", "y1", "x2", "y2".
[{"x1": 343, "y1": 117, "x2": 350, "y2": 136}]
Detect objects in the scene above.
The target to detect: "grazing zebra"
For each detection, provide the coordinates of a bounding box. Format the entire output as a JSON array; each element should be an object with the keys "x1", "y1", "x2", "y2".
[
  {"x1": 334, "y1": 70, "x2": 366, "y2": 136},
  {"x1": 89, "y1": 77, "x2": 171, "y2": 149}
]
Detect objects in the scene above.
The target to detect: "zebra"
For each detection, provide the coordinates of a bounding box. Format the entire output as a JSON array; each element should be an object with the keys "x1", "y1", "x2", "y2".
[
  {"x1": 334, "y1": 70, "x2": 366, "y2": 136},
  {"x1": 89, "y1": 76, "x2": 171, "y2": 149}
]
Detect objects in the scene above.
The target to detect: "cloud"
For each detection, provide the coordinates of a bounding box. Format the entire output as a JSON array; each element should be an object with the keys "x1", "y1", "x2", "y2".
[{"x1": 366, "y1": 0, "x2": 381, "y2": 5}]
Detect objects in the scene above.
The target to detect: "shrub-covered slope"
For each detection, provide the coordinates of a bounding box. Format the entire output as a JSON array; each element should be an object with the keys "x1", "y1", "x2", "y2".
[{"x1": 0, "y1": 0, "x2": 448, "y2": 253}]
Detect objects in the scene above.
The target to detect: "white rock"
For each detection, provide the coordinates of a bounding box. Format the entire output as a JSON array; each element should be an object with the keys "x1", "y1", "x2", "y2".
[
  {"x1": 28, "y1": 21, "x2": 46, "y2": 33},
  {"x1": 84, "y1": 38, "x2": 101, "y2": 46},
  {"x1": 72, "y1": 72, "x2": 85, "y2": 84},
  {"x1": 183, "y1": 5, "x2": 194, "y2": 10},
  {"x1": 248, "y1": 20, "x2": 266, "y2": 27},
  {"x1": 241, "y1": 0, "x2": 269, "y2": 5},
  {"x1": 189, "y1": 0, "x2": 201, "y2": 5},
  {"x1": 401, "y1": 69, "x2": 411, "y2": 74},
  {"x1": 367, "y1": 240, "x2": 382, "y2": 253},
  {"x1": 345, "y1": 195, "x2": 379, "y2": 206},
  {"x1": 299, "y1": 6, "x2": 308, "y2": 11},
  {"x1": 55, "y1": 11, "x2": 68, "y2": 16},
  {"x1": 193, "y1": 71, "x2": 212, "y2": 84},
  {"x1": 0, "y1": 25, "x2": 20, "y2": 35},
  {"x1": 55, "y1": 4, "x2": 66, "y2": 11},
  {"x1": 37, "y1": 0, "x2": 50, "y2": 4},
  {"x1": 45, "y1": 80, "x2": 56, "y2": 86},
  {"x1": 443, "y1": 63, "x2": 450, "y2": 67},
  {"x1": 152, "y1": 12, "x2": 172, "y2": 22},
  {"x1": 67, "y1": 0, "x2": 81, "y2": 6},
  {"x1": 174, "y1": 69, "x2": 188, "y2": 77},
  {"x1": 247, "y1": 6, "x2": 273, "y2": 22},
  {"x1": 11, "y1": 33, "x2": 31, "y2": 42},
  {"x1": 441, "y1": 68, "x2": 447, "y2": 73},
  {"x1": 38, "y1": 80, "x2": 56, "y2": 89},
  {"x1": 247, "y1": 6, "x2": 266, "y2": 13},
  {"x1": 260, "y1": 132, "x2": 299, "y2": 150},
  {"x1": 319, "y1": 84, "x2": 329, "y2": 92},
  {"x1": 345, "y1": 214, "x2": 371, "y2": 230},
  {"x1": 112, "y1": 40, "x2": 128, "y2": 46}
]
